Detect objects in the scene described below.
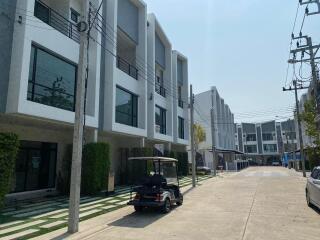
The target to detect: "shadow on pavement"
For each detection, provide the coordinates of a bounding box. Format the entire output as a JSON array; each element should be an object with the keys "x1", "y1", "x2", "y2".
[
  {"x1": 310, "y1": 205, "x2": 320, "y2": 215},
  {"x1": 108, "y1": 207, "x2": 171, "y2": 228}
]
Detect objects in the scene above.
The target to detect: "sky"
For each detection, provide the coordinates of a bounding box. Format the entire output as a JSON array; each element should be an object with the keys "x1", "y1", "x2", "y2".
[{"x1": 144, "y1": 0, "x2": 320, "y2": 123}]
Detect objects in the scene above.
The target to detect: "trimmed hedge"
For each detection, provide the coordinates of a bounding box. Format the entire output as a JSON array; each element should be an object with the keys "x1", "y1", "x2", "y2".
[
  {"x1": 81, "y1": 142, "x2": 110, "y2": 195},
  {"x1": 0, "y1": 133, "x2": 19, "y2": 209}
]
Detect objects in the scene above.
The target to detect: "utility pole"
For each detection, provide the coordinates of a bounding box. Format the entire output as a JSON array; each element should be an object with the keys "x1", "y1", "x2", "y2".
[
  {"x1": 68, "y1": 0, "x2": 89, "y2": 233},
  {"x1": 210, "y1": 89, "x2": 216, "y2": 176},
  {"x1": 190, "y1": 85, "x2": 196, "y2": 187},
  {"x1": 283, "y1": 81, "x2": 308, "y2": 177}
]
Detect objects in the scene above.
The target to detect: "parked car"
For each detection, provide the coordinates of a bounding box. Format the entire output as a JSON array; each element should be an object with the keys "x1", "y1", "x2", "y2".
[
  {"x1": 306, "y1": 166, "x2": 320, "y2": 209},
  {"x1": 127, "y1": 157, "x2": 183, "y2": 214},
  {"x1": 272, "y1": 161, "x2": 280, "y2": 166},
  {"x1": 196, "y1": 166, "x2": 211, "y2": 175}
]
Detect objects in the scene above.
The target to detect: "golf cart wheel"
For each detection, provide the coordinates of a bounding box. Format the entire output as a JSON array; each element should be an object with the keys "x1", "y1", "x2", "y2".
[
  {"x1": 306, "y1": 190, "x2": 312, "y2": 207},
  {"x1": 176, "y1": 193, "x2": 183, "y2": 206},
  {"x1": 161, "y1": 198, "x2": 171, "y2": 214},
  {"x1": 134, "y1": 206, "x2": 143, "y2": 212}
]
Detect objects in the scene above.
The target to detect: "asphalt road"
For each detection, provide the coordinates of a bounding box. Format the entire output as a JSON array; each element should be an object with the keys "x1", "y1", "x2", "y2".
[{"x1": 37, "y1": 167, "x2": 320, "y2": 240}]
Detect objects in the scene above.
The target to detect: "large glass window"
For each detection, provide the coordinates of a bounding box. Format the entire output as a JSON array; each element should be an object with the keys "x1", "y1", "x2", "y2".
[
  {"x1": 155, "y1": 105, "x2": 166, "y2": 134},
  {"x1": 116, "y1": 87, "x2": 138, "y2": 127},
  {"x1": 178, "y1": 117, "x2": 185, "y2": 139},
  {"x1": 263, "y1": 144, "x2": 277, "y2": 153},
  {"x1": 27, "y1": 45, "x2": 77, "y2": 111},
  {"x1": 262, "y1": 133, "x2": 274, "y2": 141},
  {"x1": 246, "y1": 133, "x2": 256, "y2": 142},
  {"x1": 12, "y1": 141, "x2": 57, "y2": 193},
  {"x1": 244, "y1": 145, "x2": 257, "y2": 153}
]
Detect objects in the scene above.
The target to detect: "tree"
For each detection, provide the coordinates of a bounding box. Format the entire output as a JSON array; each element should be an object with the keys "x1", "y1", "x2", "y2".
[
  {"x1": 300, "y1": 97, "x2": 320, "y2": 169},
  {"x1": 193, "y1": 124, "x2": 206, "y2": 151}
]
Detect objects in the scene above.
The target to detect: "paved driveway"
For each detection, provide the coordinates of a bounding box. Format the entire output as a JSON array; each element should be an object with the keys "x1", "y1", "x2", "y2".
[{"x1": 35, "y1": 167, "x2": 320, "y2": 240}]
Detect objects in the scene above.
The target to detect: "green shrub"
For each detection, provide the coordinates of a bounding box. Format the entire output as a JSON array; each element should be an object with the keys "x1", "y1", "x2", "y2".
[
  {"x1": 0, "y1": 133, "x2": 19, "y2": 209},
  {"x1": 81, "y1": 142, "x2": 110, "y2": 195}
]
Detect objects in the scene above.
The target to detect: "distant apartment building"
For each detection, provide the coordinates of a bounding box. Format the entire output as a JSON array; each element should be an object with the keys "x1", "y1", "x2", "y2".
[
  {"x1": 0, "y1": 0, "x2": 189, "y2": 200},
  {"x1": 191, "y1": 87, "x2": 235, "y2": 169},
  {"x1": 234, "y1": 119, "x2": 297, "y2": 165}
]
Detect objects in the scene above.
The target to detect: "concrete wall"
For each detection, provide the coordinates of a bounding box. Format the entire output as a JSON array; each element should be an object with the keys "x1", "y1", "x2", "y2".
[{"x1": 0, "y1": 0, "x2": 17, "y2": 113}]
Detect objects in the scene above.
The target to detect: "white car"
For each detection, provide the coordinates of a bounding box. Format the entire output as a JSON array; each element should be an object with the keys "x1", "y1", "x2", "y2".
[{"x1": 306, "y1": 166, "x2": 320, "y2": 209}]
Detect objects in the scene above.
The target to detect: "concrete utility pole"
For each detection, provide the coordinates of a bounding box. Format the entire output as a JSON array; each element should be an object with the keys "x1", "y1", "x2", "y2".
[
  {"x1": 68, "y1": 0, "x2": 89, "y2": 233},
  {"x1": 210, "y1": 89, "x2": 216, "y2": 177},
  {"x1": 283, "y1": 81, "x2": 308, "y2": 177},
  {"x1": 294, "y1": 80, "x2": 306, "y2": 177},
  {"x1": 190, "y1": 85, "x2": 196, "y2": 187}
]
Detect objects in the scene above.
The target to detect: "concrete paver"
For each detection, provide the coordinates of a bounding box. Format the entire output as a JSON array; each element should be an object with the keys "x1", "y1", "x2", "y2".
[{"x1": 33, "y1": 168, "x2": 320, "y2": 240}]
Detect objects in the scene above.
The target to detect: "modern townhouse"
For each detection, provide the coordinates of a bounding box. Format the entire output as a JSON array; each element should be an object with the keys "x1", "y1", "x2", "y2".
[
  {"x1": 0, "y1": 0, "x2": 101, "y2": 199},
  {"x1": 172, "y1": 50, "x2": 189, "y2": 150},
  {"x1": 146, "y1": 13, "x2": 175, "y2": 150},
  {"x1": 235, "y1": 120, "x2": 298, "y2": 165},
  {"x1": 99, "y1": 0, "x2": 148, "y2": 184},
  {"x1": 0, "y1": 0, "x2": 190, "y2": 198},
  {"x1": 192, "y1": 87, "x2": 236, "y2": 169}
]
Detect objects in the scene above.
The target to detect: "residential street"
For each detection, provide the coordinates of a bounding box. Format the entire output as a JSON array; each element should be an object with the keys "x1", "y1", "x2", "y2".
[{"x1": 36, "y1": 167, "x2": 320, "y2": 240}]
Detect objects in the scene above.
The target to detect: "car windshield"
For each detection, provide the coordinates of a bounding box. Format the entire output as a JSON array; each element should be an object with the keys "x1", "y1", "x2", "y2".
[{"x1": 155, "y1": 162, "x2": 178, "y2": 185}]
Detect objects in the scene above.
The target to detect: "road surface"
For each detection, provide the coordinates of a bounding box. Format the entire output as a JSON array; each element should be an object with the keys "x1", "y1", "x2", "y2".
[{"x1": 37, "y1": 167, "x2": 320, "y2": 240}]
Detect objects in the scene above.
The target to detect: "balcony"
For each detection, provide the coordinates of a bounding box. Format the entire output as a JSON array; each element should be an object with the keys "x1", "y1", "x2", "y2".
[
  {"x1": 178, "y1": 99, "x2": 184, "y2": 108},
  {"x1": 155, "y1": 83, "x2": 166, "y2": 98},
  {"x1": 116, "y1": 56, "x2": 138, "y2": 80},
  {"x1": 34, "y1": 0, "x2": 80, "y2": 43}
]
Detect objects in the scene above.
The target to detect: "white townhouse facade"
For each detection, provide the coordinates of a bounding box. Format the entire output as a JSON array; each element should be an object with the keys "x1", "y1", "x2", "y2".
[
  {"x1": 235, "y1": 120, "x2": 297, "y2": 165},
  {"x1": 0, "y1": 0, "x2": 101, "y2": 197},
  {"x1": 191, "y1": 87, "x2": 235, "y2": 169},
  {"x1": 172, "y1": 51, "x2": 189, "y2": 147},
  {"x1": 146, "y1": 13, "x2": 174, "y2": 145},
  {"x1": 0, "y1": 0, "x2": 189, "y2": 198}
]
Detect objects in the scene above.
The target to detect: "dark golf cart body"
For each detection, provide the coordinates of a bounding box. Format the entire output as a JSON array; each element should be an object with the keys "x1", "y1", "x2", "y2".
[{"x1": 127, "y1": 157, "x2": 183, "y2": 213}]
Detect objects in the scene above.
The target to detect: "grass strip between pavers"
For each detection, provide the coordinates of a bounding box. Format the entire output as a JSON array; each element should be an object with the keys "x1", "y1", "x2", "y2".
[{"x1": 0, "y1": 175, "x2": 213, "y2": 239}]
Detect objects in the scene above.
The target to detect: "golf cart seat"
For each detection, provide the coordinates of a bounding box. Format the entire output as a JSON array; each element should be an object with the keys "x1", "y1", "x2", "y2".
[{"x1": 140, "y1": 174, "x2": 167, "y2": 188}]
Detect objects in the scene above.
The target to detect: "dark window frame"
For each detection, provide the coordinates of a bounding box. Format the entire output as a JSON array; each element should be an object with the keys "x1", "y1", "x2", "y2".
[
  {"x1": 70, "y1": 8, "x2": 80, "y2": 23},
  {"x1": 178, "y1": 116, "x2": 185, "y2": 139},
  {"x1": 27, "y1": 44, "x2": 77, "y2": 111},
  {"x1": 12, "y1": 141, "x2": 57, "y2": 193},
  {"x1": 115, "y1": 86, "x2": 138, "y2": 127},
  {"x1": 155, "y1": 105, "x2": 166, "y2": 135}
]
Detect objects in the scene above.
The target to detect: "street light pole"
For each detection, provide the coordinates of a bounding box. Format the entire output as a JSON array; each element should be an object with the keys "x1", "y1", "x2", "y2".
[{"x1": 68, "y1": 0, "x2": 89, "y2": 233}]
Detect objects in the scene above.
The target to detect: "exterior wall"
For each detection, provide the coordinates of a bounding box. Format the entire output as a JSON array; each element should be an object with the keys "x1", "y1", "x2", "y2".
[
  {"x1": 147, "y1": 13, "x2": 173, "y2": 143},
  {"x1": 6, "y1": 0, "x2": 101, "y2": 127},
  {"x1": 100, "y1": 0, "x2": 148, "y2": 137},
  {"x1": 235, "y1": 120, "x2": 298, "y2": 163},
  {"x1": 194, "y1": 87, "x2": 235, "y2": 151},
  {"x1": 0, "y1": 0, "x2": 17, "y2": 113},
  {"x1": 172, "y1": 50, "x2": 189, "y2": 146}
]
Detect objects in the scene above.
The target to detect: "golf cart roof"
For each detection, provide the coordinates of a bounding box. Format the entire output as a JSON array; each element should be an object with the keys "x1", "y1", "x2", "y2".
[{"x1": 128, "y1": 157, "x2": 178, "y2": 162}]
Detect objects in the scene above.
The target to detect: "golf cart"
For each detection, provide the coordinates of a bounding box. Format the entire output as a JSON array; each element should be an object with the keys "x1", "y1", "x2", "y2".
[{"x1": 127, "y1": 157, "x2": 183, "y2": 213}]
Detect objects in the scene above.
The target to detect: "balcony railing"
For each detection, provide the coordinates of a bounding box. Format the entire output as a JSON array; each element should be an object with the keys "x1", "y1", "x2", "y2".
[
  {"x1": 116, "y1": 56, "x2": 138, "y2": 80},
  {"x1": 178, "y1": 99, "x2": 184, "y2": 108},
  {"x1": 155, "y1": 83, "x2": 166, "y2": 98},
  {"x1": 34, "y1": 0, "x2": 80, "y2": 43}
]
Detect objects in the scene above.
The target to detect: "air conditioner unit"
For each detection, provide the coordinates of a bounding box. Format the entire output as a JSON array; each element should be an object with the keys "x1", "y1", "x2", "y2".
[{"x1": 155, "y1": 125, "x2": 161, "y2": 133}]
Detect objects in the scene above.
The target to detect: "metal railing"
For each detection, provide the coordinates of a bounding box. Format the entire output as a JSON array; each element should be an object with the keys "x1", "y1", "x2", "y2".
[
  {"x1": 155, "y1": 83, "x2": 166, "y2": 98},
  {"x1": 116, "y1": 56, "x2": 138, "y2": 80},
  {"x1": 34, "y1": 0, "x2": 80, "y2": 43}
]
